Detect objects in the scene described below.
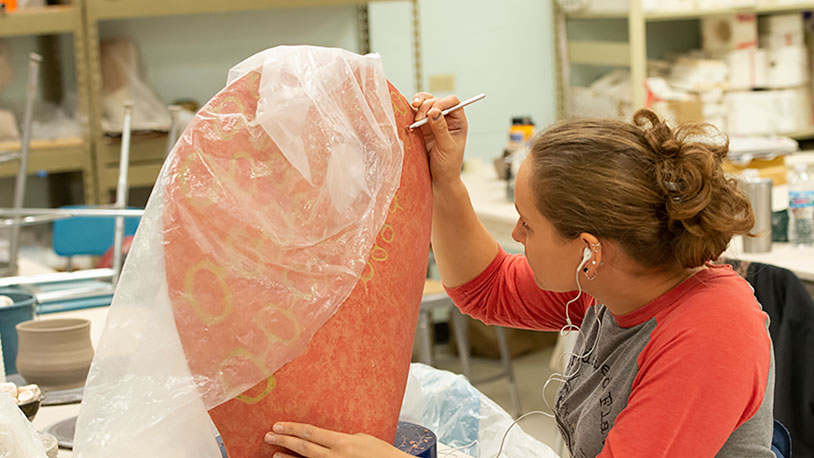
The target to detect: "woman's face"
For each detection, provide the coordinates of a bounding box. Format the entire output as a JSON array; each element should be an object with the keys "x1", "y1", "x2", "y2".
[{"x1": 511, "y1": 158, "x2": 584, "y2": 292}]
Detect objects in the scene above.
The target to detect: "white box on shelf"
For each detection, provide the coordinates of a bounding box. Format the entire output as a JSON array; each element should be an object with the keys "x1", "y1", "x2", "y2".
[
  {"x1": 759, "y1": 13, "x2": 805, "y2": 36},
  {"x1": 726, "y1": 48, "x2": 768, "y2": 90},
  {"x1": 726, "y1": 88, "x2": 813, "y2": 135},
  {"x1": 726, "y1": 91, "x2": 780, "y2": 135},
  {"x1": 766, "y1": 46, "x2": 810, "y2": 88},
  {"x1": 759, "y1": 13, "x2": 805, "y2": 48},
  {"x1": 702, "y1": 14, "x2": 758, "y2": 53},
  {"x1": 759, "y1": 32, "x2": 805, "y2": 48}
]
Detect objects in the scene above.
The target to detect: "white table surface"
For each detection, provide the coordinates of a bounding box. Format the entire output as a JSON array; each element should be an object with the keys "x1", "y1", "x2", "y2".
[
  {"x1": 461, "y1": 170, "x2": 814, "y2": 282},
  {"x1": 461, "y1": 171, "x2": 522, "y2": 253}
]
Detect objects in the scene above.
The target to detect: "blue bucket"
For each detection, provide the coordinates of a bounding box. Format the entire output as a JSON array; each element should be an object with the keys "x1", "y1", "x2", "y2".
[{"x1": 0, "y1": 289, "x2": 37, "y2": 375}]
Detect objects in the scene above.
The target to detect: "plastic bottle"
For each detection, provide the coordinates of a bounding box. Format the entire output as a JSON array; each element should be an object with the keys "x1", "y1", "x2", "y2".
[
  {"x1": 507, "y1": 116, "x2": 535, "y2": 151},
  {"x1": 787, "y1": 163, "x2": 814, "y2": 247}
]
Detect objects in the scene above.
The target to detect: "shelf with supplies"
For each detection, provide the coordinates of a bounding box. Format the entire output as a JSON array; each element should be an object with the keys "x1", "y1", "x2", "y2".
[
  {"x1": 553, "y1": 1, "x2": 814, "y2": 143},
  {"x1": 0, "y1": 5, "x2": 80, "y2": 37},
  {"x1": 0, "y1": 1, "x2": 96, "y2": 203},
  {"x1": 83, "y1": 0, "x2": 422, "y2": 202}
]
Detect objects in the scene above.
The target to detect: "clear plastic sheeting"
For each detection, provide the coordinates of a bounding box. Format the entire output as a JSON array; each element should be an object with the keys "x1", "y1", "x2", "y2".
[
  {"x1": 74, "y1": 46, "x2": 404, "y2": 458},
  {"x1": 0, "y1": 394, "x2": 47, "y2": 458},
  {"x1": 400, "y1": 364, "x2": 560, "y2": 458}
]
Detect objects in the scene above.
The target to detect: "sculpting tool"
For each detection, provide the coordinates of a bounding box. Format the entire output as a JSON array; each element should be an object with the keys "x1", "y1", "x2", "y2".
[{"x1": 408, "y1": 93, "x2": 486, "y2": 130}]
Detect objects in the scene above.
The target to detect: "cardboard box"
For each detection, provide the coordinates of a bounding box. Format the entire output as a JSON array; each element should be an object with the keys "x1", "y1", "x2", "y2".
[
  {"x1": 726, "y1": 48, "x2": 768, "y2": 90},
  {"x1": 703, "y1": 14, "x2": 758, "y2": 52},
  {"x1": 724, "y1": 155, "x2": 788, "y2": 186},
  {"x1": 667, "y1": 99, "x2": 705, "y2": 123}
]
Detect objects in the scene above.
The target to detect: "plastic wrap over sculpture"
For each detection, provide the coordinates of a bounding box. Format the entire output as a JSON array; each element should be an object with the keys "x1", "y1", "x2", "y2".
[
  {"x1": 0, "y1": 394, "x2": 47, "y2": 458},
  {"x1": 400, "y1": 364, "x2": 561, "y2": 458},
  {"x1": 73, "y1": 46, "x2": 404, "y2": 458}
]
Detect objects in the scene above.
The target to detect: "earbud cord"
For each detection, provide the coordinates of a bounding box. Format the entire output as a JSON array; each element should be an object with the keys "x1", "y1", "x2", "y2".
[{"x1": 495, "y1": 254, "x2": 605, "y2": 457}]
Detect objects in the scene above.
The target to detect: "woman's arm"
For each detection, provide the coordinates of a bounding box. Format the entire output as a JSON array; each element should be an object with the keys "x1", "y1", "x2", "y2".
[{"x1": 411, "y1": 93, "x2": 500, "y2": 287}]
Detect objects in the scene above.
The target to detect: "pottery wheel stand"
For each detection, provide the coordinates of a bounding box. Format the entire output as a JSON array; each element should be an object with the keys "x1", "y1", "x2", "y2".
[{"x1": 0, "y1": 53, "x2": 145, "y2": 311}]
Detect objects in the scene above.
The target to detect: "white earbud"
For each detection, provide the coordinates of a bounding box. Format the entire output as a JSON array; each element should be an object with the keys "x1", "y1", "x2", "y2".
[{"x1": 578, "y1": 246, "x2": 592, "y2": 271}]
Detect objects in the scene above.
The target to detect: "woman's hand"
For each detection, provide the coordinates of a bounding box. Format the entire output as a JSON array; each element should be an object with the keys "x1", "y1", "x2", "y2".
[
  {"x1": 264, "y1": 422, "x2": 412, "y2": 458},
  {"x1": 411, "y1": 93, "x2": 469, "y2": 187}
]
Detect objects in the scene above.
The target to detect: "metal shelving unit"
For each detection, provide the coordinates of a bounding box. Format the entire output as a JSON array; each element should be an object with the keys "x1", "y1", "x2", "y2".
[
  {"x1": 555, "y1": 1, "x2": 814, "y2": 140},
  {"x1": 0, "y1": 2, "x2": 96, "y2": 203},
  {"x1": 83, "y1": 0, "x2": 423, "y2": 202}
]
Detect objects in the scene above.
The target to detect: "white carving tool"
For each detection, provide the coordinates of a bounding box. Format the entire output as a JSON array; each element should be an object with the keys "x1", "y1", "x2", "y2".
[{"x1": 408, "y1": 93, "x2": 486, "y2": 130}]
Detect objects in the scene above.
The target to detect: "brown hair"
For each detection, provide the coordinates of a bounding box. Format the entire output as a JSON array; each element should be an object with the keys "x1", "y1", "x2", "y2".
[{"x1": 528, "y1": 109, "x2": 754, "y2": 270}]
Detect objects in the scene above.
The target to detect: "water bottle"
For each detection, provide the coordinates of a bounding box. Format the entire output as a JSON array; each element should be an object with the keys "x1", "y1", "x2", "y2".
[{"x1": 787, "y1": 163, "x2": 814, "y2": 247}]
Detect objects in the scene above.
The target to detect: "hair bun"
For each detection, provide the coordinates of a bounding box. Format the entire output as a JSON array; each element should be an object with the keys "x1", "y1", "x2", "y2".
[{"x1": 632, "y1": 109, "x2": 752, "y2": 267}]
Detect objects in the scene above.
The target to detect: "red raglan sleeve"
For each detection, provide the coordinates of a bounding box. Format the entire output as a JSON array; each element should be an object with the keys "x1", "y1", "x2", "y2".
[
  {"x1": 598, "y1": 289, "x2": 773, "y2": 457},
  {"x1": 444, "y1": 249, "x2": 594, "y2": 331}
]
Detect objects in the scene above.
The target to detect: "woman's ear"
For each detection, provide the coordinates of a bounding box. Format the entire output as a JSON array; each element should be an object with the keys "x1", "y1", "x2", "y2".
[{"x1": 580, "y1": 232, "x2": 602, "y2": 278}]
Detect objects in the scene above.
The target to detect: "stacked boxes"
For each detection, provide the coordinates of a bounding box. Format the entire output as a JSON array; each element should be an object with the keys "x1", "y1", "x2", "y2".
[{"x1": 703, "y1": 12, "x2": 814, "y2": 135}]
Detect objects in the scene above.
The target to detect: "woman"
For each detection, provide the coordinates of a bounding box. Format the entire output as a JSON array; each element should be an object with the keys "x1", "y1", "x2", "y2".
[{"x1": 263, "y1": 95, "x2": 775, "y2": 457}]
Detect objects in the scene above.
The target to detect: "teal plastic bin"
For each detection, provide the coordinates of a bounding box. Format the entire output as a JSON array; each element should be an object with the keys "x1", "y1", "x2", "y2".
[{"x1": 0, "y1": 289, "x2": 37, "y2": 375}]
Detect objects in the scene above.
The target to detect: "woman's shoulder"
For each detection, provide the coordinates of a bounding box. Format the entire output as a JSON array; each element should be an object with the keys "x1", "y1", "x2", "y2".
[{"x1": 656, "y1": 264, "x2": 770, "y2": 345}]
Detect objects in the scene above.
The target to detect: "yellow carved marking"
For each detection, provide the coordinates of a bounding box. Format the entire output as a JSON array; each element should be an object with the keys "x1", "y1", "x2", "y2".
[
  {"x1": 389, "y1": 194, "x2": 403, "y2": 213},
  {"x1": 177, "y1": 150, "x2": 220, "y2": 209},
  {"x1": 246, "y1": 72, "x2": 261, "y2": 100},
  {"x1": 224, "y1": 228, "x2": 265, "y2": 280},
  {"x1": 236, "y1": 375, "x2": 276, "y2": 405},
  {"x1": 184, "y1": 259, "x2": 234, "y2": 326},
  {"x1": 209, "y1": 96, "x2": 246, "y2": 141},
  {"x1": 257, "y1": 302, "x2": 302, "y2": 347},
  {"x1": 390, "y1": 90, "x2": 409, "y2": 117},
  {"x1": 216, "y1": 347, "x2": 275, "y2": 404},
  {"x1": 210, "y1": 95, "x2": 245, "y2": 116},
  {"x1": 371, "y1": 243, "x2": 389, "y2": 263},
  {"x1": 360, "y1": 261, "x2": 375, "y2": 293},
  {"x1": 380, "y1": 223, "x2": 395, "y2": 244}
]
